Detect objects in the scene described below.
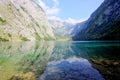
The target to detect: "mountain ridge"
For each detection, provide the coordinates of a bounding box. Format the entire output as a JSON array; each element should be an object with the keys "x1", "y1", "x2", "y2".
[
  {"x1": 73, "y1": 0, "x2": 120, "y2": 40},
  {"x1": 48, "y1": 19, "x2": 75, "y2": 39}
]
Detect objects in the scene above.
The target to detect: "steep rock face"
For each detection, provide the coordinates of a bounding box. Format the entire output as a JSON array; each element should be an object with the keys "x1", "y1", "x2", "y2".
[
  {"x1": 0, "y1": 0, "x2": 54, "y2": 41},
  {"x1": 71, "y1": 21, "x2": 86, "y2": 36},
  {"x1": 73, "y1": 0, "x2": 120, "y2": 40},
  {"x1": 49, "y1": 19, "x2": 74, "y2": 38}
]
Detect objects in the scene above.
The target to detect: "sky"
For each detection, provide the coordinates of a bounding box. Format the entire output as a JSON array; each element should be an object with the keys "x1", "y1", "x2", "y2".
[{"x1": 35, "y1": 0, "x2": 104, "y2": 23}]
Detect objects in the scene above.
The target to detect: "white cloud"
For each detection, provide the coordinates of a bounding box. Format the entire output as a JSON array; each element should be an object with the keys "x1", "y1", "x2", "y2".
[
  {"x1": 36, "y1": 0, "x2": 60, "y2": 15},
  {"x1": 36, "y1": 0, "x2": 86, "y2": 24},
  {"x1": 46, "y1": 8, "x2": 59, "y2": 15},
  {"x1": 65, "y1": 17, "x2": 86, "y2": 24},
  {"x1": 52, "y1": 0, "x2": 59, "y2": 6},
  {"x1": 48, "y1": 16, "x2": 87, "y2": 24},
  {"x1": 37, "y1": 0, "x2": 48, "y2": 10},
  {"x1": 48, "y1": 16, "x2": 62, "y2": 21}
]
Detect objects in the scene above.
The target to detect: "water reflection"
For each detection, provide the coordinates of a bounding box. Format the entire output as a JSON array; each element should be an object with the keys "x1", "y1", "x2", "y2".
[
  {"x1": 71, "y1": 41, "x2": 120, "y2": 60},
  {"x1": 0, "y1": 41, "x2": 119, "y2": 80},
  {"x1": 39, "y1": 57, "x2": 105, "y2": 80},
  {"x1": 49, "y1": 41, "x2": 120, "y2": 61},
  {"x1": 0, "y1": 41, "x2": 54, "y2": 80}
]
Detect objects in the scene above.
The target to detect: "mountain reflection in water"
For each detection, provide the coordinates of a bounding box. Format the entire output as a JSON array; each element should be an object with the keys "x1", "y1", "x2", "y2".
[{"x1": 0, "y1": 41, "x2": 119, "y2": 80}]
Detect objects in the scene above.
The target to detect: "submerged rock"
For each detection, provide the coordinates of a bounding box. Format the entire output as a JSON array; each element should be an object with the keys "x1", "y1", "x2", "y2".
[
  {"x1": 90, "y1": 59, "x2": 120, "y2": 80},
  {"x1": 10, "y1": 72, "x2": 36, "y2": 80}
]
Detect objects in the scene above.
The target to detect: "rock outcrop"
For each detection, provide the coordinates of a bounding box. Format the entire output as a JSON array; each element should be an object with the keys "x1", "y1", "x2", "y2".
[{"x1": 0, "y1": 0, "x2": 55, "y2": 41}]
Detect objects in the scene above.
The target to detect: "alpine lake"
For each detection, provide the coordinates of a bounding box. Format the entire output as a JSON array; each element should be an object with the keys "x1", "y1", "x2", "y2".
[{"x1": 0, "y1": 41, "x2": 120, "y2": 80}]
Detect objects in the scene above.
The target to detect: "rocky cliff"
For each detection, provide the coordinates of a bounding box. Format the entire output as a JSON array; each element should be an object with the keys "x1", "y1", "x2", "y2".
[
  {"x1": 73, "y1": 0, "x2": 120, "y2": 40},
  {"x1": 49, "y1": 19, "x2": 74, "y2": 39},
  {"x1": 0, "y1": 0, "x2": 55, "y2": 41}
]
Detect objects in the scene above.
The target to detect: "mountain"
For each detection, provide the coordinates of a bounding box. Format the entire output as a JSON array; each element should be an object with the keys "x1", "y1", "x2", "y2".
[
  {"x1": 49, "y1": 19, "x2": 75, "y2": 39},
  {"x1": 71, "y1": 21, "x2": 86, "y2": 36},
  {"x1": 0, "y1": 0, "x2": 55, "y2": 41},
  {"x1": 73, "y1": 0, "x2": 120, "y2": 40}
]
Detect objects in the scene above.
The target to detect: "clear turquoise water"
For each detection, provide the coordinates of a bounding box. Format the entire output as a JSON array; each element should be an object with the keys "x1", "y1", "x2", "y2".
[{"x1": 0, "y1": 41, "x2": 119, "y2": 80}]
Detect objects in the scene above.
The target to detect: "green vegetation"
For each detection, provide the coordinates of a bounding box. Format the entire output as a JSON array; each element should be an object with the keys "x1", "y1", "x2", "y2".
[
  {"x1": 34, "y1": 32, "x2": 42, "y2": 40},
  {"x1": 8, "y1": 33, "x2": 12, "y2": 37},
  {"x1": 57, "y1": 37, "x2": 71, "y2": 41},
  {"x1": 0, "y1": 37, "x2": 9, "y2": 41},
  {"x1": 7, "y1": 4, "x2": 12, "y2": 10},
  {"x1": 6, "y1": 3, "x2": 13, "y2": 13},
  {"x1": 0, "y1": 17, "x2": 6, "y2": 25},
  {"x1": 0, "y1": 41, "x2": 52, "y2": 80},
  {"x1": 44, "y1": 36, "x2": 54, "y2": 41},
  {"x1": 20, "y1": 36, "x2": 30, "y2": 41},
  {"x1": 34, "y1": 32, "x2": 55, "y2": 41},
  {"x1": 0, "y1": 30, "x2": 11, "y2": 41}
]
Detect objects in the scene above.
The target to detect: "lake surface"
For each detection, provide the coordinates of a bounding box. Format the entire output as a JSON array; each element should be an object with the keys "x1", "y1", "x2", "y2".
[{"x1": 0, "y1": 41, "x2": 120, "y2": 80}]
